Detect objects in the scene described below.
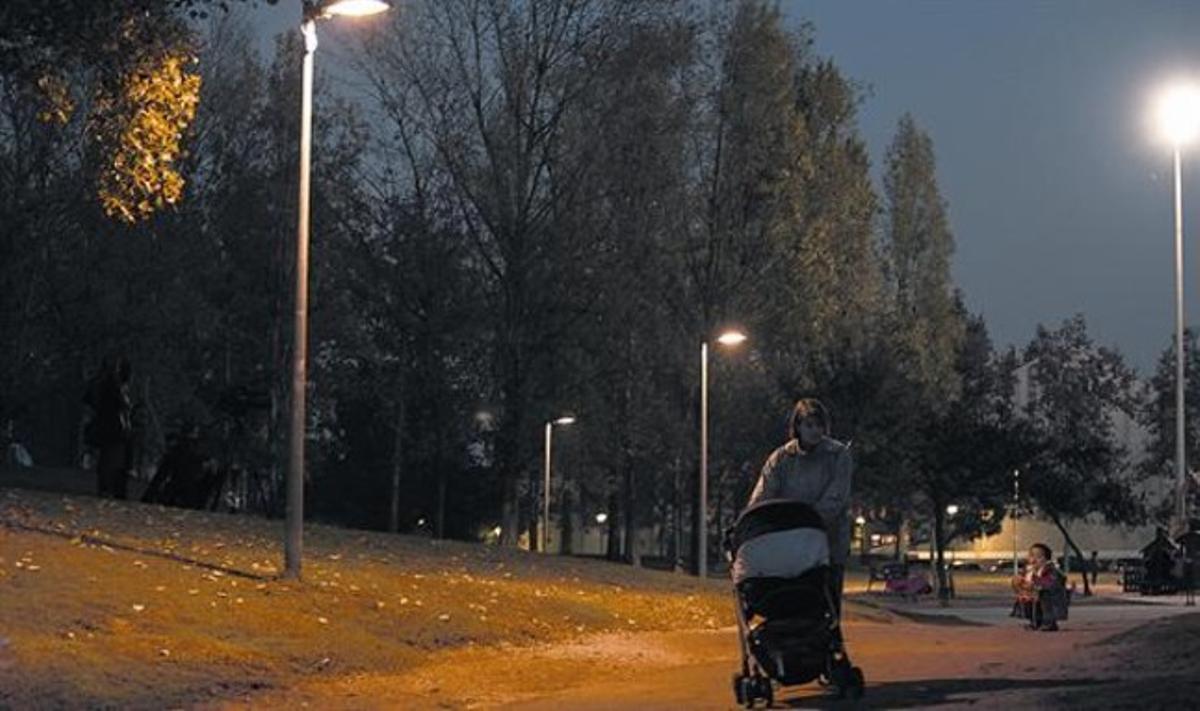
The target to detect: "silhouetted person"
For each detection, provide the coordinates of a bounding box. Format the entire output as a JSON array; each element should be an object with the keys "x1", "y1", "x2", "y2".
[
  {"x1": 83, "y1": 357, "x2": 134, "y2": 499},
  {"x1": 1090, "y1": 550, "x2": 1099, "y2": 586}
]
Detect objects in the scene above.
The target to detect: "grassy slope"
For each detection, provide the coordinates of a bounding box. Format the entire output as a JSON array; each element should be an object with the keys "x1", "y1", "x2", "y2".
[{"x1": 0, "y1": 487, "x2": 730, "y2": 709}]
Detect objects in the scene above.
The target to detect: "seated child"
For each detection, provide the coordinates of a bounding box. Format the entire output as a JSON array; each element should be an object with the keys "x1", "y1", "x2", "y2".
[{"x1": 1011, "y1": 543, "x2": 1068, "y2": 631}]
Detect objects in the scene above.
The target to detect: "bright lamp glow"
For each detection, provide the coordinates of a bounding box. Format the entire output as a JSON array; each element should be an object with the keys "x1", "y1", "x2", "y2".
[
  {"x1": 554, "y1": 416, "x2": 576, "y2": 426},
  {"x1": 321, "y1": 0, "x2": 390, "y2": 17},
  {"x1": 595, "y1": 513, "x2": 608, "y2": 524},
  {"x1": 855, "y1": 515, "x2": 866, "y2": 526},
  {"x1": 946, "y1": 504, "x2": 960, "y2": 516},
  {"x1": 1156, "y1": 83, "x2": 1200, "y2": 146},
  {"x1": 716, "y1": 330, "x2": 747, "y2": 346}
]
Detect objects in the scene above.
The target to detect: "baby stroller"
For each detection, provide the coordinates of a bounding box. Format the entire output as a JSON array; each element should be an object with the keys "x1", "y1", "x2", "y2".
[{"x1": 725, "y1": 499, "x2": 865, "y2": 707}]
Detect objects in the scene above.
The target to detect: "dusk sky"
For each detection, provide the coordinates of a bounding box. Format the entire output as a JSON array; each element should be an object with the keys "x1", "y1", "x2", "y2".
[
  {"x1": 789, "y1": 0, "x2": 1200, "y2": 374},
  {"x1": 252, "y1": 0, "x2": 1200, "y2": 373}
]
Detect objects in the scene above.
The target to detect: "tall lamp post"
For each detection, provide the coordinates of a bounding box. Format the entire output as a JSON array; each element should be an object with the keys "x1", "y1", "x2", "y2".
[
  {"x1": 285, "y1": 0, "x2": 390, "y2": 580},
  {"x1": 1155, "y1": 82, "x2": 1200, "y2": 535},
  {"x1": 542, "y1": 416, "x2": 576, "y2": 553},
  {"x1": 698, "y1": 330, "x2": 747, "y2": 578},
  {"x1": 1012, "y1": 468, "x2": 1020, "y2": 576}
]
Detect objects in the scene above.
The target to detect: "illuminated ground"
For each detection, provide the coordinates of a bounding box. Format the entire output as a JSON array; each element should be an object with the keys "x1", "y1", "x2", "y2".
[
  {"x1": 0, "y1": 487, "x2": 728, "y2": 709},
  {"x1": 2, "y1": 486, "x2": 1196, "y2": 709}
]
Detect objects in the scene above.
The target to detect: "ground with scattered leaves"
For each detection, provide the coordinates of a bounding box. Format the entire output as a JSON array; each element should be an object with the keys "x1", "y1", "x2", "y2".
[{"x1": 0, "y1": 486, "x2": 731, "y2": 709}]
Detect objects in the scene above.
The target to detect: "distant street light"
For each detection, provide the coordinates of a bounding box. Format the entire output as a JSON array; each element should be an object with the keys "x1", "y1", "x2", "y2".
[
  {"x1": 1012, "y1": 469, "x2": 1021, "y2": 576},
  {"x1": 698, "y1": 329, "x2": 748, "y2": 578},
  {"x1": 542, "y1": 416, "x2": 576, "y2": 553},
  {"x1": 284, "y1": 0, "x2": 389, "y2": 580},
  {"x1": 1154, "y1": 81, "x2": 1200, "y2": 534},
  {"x1": 595, "y1": 512, "x2": 608, "y2": 524},
  {"x1": 945, "y1": 504, "x2": 960, "y2": 517}
]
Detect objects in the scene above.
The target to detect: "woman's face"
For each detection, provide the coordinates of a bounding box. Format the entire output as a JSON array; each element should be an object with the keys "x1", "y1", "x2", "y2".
[
  {"x1": 1028, "y1": 547, "x2": 1047, "y2": 566},
  {"x1": 796, "y1": 416, "x2": 825, "y2": 447}
]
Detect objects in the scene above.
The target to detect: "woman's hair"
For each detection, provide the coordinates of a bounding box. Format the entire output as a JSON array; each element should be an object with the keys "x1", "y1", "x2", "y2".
[
  {"x1": 1030, "y1": 543, "x2": 1052, "y2": 560},
  {"x1": 788, "y1": 398, "x2": 830, "y2": 440}
]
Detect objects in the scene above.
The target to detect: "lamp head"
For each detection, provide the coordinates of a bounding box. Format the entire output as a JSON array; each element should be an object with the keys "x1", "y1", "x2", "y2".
[
  {"x1": 1156, "y1": 82, "x2": 1200, "y2": 147},
  {"x1": 716, "y1": 330, "x2": 747, "y2": 346},
  {"x1": 308, "y1": 0, "x2": 390, "y2": 20}
]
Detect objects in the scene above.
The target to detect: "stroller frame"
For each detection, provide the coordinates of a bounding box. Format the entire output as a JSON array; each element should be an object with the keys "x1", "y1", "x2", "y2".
[{"x1": 726, "y1": 500, "x2": 865, "y2": 707}]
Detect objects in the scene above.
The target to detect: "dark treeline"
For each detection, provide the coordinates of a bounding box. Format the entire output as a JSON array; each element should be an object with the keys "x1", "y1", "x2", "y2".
[{"x1": 0, "y1": 0, "x2": 1163, "y2": 581}]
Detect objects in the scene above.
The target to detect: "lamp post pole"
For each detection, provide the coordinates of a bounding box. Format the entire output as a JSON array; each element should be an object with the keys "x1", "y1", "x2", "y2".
[
  {"x1": 698, "y1": 341, "x2": 708, "y2": 578},
  {"x1": 541, "y1": 416, "x2": 575, "y2": 553},
  {"x1": 1175, "y1": 144, "x2": 1188, "y2": 534},
  {"x1": 543, "y1": 422, "x2": 553, "y2": 553},
  {"x1": 284, "y1": 17, "x2": 318, "y2": 580},
  {"x1": 1012, "y1": 469, "x2": 1020, "y2": 577},
  {"x1": 284, "y1": 0, "x2": 389, "y2": 580},
  {"x1": 697, "y1": 331, "x2": 747, "y2": 578}
]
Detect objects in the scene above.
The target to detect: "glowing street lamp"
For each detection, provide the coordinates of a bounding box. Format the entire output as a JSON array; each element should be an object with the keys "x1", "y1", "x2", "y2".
[
  {"x1": 542, "y1": 415, "x2": 576, "y2": 553},
  {"x1": 698, "y1": 329, "x2": 748, "y2": 578},
  {"x1": 284, "y1": 0, "x2": 389, "y2": 580},
  {"x1": 946, "y1": 504, "x2": 960, "y2": 517},
  {"x1": 1153, "y1": 81, "x2": 1200, "y2": 534}
]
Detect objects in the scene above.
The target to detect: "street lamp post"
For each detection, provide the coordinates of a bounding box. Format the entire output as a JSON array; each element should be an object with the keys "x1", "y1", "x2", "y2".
[
  {"x1": 1012, "y1": 469, "x2": 1020, "y2": 576},
  {"x1": 285, "y1": 0, "x2": 390, "y2": 580},
  {"x1": 542, "y1": 416, "x2": 576, "y2": 553},
  {"x1": 855, "y1": 515, "x2": 867, "y2": 563},
  {"x1": 1155, "y1": 82, "x2": 1200, "y2": 535},
  {"x1": 698, "y1": 330, "x2": 747, "y2": 578}
]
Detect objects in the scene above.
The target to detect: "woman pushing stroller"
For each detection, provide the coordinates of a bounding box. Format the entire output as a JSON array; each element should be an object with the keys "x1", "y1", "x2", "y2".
[
  {"x1": 726, "y1": 397, "x2": 862, "y2": 706},
  {"x1": 746, "y1": 398, "x2": 853, "y2": 614}
]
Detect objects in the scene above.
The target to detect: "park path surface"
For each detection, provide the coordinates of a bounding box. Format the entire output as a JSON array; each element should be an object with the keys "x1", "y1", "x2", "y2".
[{"x1": 226, "y1": 595, "x2": 1197, "y2": 710}]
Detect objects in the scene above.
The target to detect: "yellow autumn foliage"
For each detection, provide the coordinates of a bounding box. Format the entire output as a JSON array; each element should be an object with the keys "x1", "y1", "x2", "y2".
[
  {"x1": 98, "y1": 52, "x2": 201, "y2": 224},
  {"x1": 35, "y1": 74, "x2": 75, "y2": 126}
]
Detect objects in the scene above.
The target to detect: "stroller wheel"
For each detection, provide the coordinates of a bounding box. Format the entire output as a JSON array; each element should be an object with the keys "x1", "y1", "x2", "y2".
[
  {"x1": 828, "y1": 659, "x2": 855, "y2": 699},
  {"x1": 845, "y1": 666, "x2": 865, "y2": 700},
  {"x1": 759, "y1": 677, "x2": 774, "y2": 707},
  {"x1": 732, "y1": 673, "x2": 746, "y2": 705}
]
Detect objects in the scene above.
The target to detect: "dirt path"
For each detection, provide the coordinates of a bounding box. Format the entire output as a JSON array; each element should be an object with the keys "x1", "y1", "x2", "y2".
[{"x1": 227, "y1": 602, "x2": 1187, "y2": 710}]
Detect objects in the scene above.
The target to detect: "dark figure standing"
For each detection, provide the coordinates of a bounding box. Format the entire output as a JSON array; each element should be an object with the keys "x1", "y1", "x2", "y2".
[
  {"x1": 1090, "y1": 550, "x2": 1099, "y2": 586},
  {"x1": 83, "y1": 357, "x2": 134, "y2": 499}
]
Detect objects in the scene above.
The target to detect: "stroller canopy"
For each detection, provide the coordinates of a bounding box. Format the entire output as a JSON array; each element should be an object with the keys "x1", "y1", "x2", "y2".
[{"x1": 730, "y1": 499, "x2": 829, "y2": 585}]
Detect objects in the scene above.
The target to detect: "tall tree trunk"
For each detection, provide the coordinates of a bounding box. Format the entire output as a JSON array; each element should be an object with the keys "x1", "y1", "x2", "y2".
[
  {"x1": 933, "y1": 504, "x2": 950, "y2": 604},
  {"x1": 498, "y1": 423, "x2": 523, "y2": 547},
  {"x1": 1049, "y1": 513, "x2": 1092, "y2": 596},
  {"x1": 606, "y1": 490, "x2": 621, "y2": 560},
  {"x1": 561, "y1": 487, "x2": 574, "y2": 555},
  {"x1": 436, "y1": 464, "x2": 447, "y2": 539},
  {"x1": 435, "y1": 425, "x2": 446, "y2": 540},
  {"x1": 623, "y1": 459, "x2": 640, "y2": 566},
  {"x1": 388, "y1": 398, "x2": 405, "y2": 533},
  {"x1": 672, "y1": 457, "x2": 684, "y2": 572}
]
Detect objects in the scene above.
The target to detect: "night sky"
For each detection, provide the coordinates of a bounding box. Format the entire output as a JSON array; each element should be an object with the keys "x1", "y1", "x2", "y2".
[
  {"x1": 790, "y1": 0, "x2": 1200, "y2": 373},
  {"x1": 251, "y1": 0, "x2": 1200, "y2": 373}
]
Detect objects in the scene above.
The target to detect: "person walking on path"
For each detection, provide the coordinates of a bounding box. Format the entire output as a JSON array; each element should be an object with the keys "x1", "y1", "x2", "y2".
[{"x1": 746, "y1": 398, "x2": 853, "y2": 613}]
